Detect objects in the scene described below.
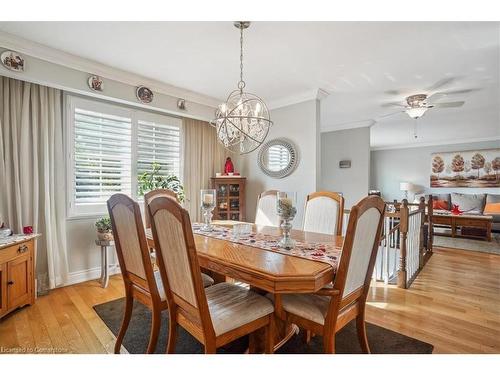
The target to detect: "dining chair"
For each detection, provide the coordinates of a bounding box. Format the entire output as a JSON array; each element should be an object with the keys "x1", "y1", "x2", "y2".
[
  {"x1": 148, "y1": 196, "x2": 275, "y2": 354},
  {"x1": 107, "y1": 193, "x2": 168, "y2": 354},
  {"x1": 145, "y1": 189, "x2": 214, "y2": 288},
  {"x1": 303, "y1": 191, "x2": 344, "y2": 236},
  {"x1": 255, "y1": 190, "x2": 280, "y2": 227},
  {"x1": 269, "y1": 195, "x2": 385, "y2": 353},
  {"x1": 144, "y1": 189, "x2": 179, "y2": 229}
]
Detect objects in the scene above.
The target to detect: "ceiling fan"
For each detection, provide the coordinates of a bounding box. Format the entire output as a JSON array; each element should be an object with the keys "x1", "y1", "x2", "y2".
[
  {"x1": 380, "y1": 77, "x2": 477, "y2": 120},
  {"x1": 380, "y1": 93, "x2": 465, "y2": 120}
]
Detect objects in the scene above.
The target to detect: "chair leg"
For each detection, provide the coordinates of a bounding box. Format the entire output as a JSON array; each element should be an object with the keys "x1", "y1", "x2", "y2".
[
  {"x1": 356, "y1": 313, "x2": 371, "y2": 354},
  {"x1": 146, "y1": 307, "x2": 161, "y2": 354},
  {"x1": 166, "y1": 309, "x2": 177, "y2": 354},
  {"x1": 114, "y1": 293, "x2": 133, "y2": 354},
  {"x1": 301, "y1": 329, "x2": 312, "y2": 344},
  {"x1": 323, "y1": 334, "x2": 336, "y2": 354},
  {"x1": 264, "y1": 316, "x2": 275, "y2": 354},
  {"x1": 204, "y1": 343, "x2": 216, "y2": 354}
]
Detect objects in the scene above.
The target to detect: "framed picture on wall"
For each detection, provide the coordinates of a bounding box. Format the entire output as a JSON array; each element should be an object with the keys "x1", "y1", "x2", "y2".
[{"x1": 430, "y1": 148, "x2": 500, "y2": 188}]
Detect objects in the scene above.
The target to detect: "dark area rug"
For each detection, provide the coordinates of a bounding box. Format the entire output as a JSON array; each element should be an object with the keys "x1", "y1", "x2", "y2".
[{"x1": 94, "y1": 298, "x2": 433, "y2": 354}]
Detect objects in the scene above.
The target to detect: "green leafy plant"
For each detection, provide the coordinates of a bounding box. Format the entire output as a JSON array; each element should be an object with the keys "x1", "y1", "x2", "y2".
[
  {"x1": 95, "y1": 217, "x2": 112, "y2": 232},
  {"x1": 138, "y1": 162, "x2": 185, "y2": 202}
]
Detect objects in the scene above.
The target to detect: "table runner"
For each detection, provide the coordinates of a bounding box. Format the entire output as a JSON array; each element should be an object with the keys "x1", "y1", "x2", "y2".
[{"x1": 192, "y1": 224, "x2": 341, "y2": 268}]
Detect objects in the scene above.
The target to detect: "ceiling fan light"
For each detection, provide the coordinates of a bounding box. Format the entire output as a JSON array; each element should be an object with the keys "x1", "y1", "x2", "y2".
[{"x1": 405, "y1": 107, "x2": 428, "y2": 119}]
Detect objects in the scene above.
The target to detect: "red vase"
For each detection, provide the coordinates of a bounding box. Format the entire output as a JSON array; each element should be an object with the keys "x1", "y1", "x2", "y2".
[{"x1": 224, "y1": 157, "x2": 234, "y2": 174}]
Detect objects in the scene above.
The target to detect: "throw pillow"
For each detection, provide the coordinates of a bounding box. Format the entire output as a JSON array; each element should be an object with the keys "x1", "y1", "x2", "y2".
[
  {"x1": 484, "y1": 203, "x2": 500, "y2": 214},
  {"x1": 433, "y1": 199, "x2": 449, "y2": 210},
  {"x1": 450, "y1": 193, "x2": 485, "y2": 214}
]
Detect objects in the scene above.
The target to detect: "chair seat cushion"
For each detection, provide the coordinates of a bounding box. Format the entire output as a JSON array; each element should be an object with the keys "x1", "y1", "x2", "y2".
[
  {"x1": 154, "y1": 271, "x2": 167, "y2": 301},
  {"x1": 201, "y1": 273, "x2": 215, "y2": 288},
  {"x1": 267, "y1": 293, "x2": 330, "y2": 325},
  {"x1": 206, "y1": 283, "x2": 274, "y2": 336},
  {"x1": 154, "y1": 271, "x2": 214, "y2": 301}
]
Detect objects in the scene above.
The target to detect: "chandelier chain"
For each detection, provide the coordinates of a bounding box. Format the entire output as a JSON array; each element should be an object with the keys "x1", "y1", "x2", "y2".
[{"x1": 238, "y1": 25, "x2": 245, "y2": 91}]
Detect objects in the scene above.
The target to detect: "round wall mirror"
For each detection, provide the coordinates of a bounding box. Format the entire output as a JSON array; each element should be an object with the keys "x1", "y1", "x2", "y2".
[{"x1": 258, "y1": 138, "x2": 299, "y2": 178}]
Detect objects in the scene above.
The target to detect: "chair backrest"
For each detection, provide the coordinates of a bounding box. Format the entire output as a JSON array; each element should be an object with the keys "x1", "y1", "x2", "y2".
[
  {"x1": 107, "y1": 194, "x2": 159, "y2": 296},
  {"x1": 144, "y1": 189, "x2": 179, "y2": 229},
  {"x1": 334, "y1": 195, "x2": 385, "y2": 298},
  {"x1": 147, "y1": 196, "x2": 213, "y2": 333},
  {"x1": 303, "y1": 192, "x2": 344, "y2": 236},
  {"x1": 255, "y1": 190, "x2": 280, "y2": 227}
]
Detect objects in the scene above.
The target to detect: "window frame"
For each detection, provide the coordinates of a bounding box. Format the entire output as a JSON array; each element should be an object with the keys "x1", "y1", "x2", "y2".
[{"x1": 65, "y1": 95, "x2": 183, "y2": 219}]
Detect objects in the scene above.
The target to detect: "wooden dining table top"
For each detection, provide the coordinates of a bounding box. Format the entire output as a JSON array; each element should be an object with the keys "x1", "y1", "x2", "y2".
[{"x1": 146, "y1": 224, "x2": 343, "y2": 294}]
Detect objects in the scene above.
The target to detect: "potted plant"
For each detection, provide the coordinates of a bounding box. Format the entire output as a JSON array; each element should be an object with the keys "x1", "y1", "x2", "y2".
[
  {"x1": 95, "y1": 216, "x2": 113, "y2": 241},
  {"x1": 138, "y1": 162, "x2": 185, "y2": 202}
]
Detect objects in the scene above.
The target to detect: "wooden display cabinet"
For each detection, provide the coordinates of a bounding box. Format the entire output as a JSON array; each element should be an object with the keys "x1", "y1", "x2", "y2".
[{"x1": 211, "y1": 177, "x2": 246, "y2": 221}]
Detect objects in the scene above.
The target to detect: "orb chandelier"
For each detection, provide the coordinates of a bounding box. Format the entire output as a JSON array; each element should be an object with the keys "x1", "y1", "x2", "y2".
[{"x1": 211, "y1": 21, "x2": 272, "y2": 155}]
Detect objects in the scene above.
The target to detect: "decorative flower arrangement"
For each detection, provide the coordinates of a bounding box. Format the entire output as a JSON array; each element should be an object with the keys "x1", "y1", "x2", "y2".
[
  {"x1": 277, "y1": 197, "x2": 297, "y2": 219},
  {"x1": 276, "y1": 192, "x2": 297, "y2": 249},
  {"x1": 95, "y1": 217, "x2": 113, "y2": 241}
]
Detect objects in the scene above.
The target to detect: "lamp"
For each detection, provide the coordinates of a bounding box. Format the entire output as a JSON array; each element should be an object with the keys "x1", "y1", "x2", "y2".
[
  {"x1": 211, "y1": 22, "x2": 272, "y2": 154},
  {"x1": 400, "y1": 182, "x2": 412, "y2": 200}
]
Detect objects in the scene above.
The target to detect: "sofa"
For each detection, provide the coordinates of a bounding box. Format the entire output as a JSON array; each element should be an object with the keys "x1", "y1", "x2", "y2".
[{"x1": 415, "y1": 192, "x2": 500, "y2": 232}]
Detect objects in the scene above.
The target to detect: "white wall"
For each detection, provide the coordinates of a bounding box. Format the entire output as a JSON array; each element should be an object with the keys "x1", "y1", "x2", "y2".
[
  {"x1": 370, "y1": 140, "x2": 500, "y2": 201},
  {"x1": 241, "y1": 99, "x2": 321, "y2": 227},
  {"x1": 320, "y1": 127, "x2": 371, "y2": 208}
]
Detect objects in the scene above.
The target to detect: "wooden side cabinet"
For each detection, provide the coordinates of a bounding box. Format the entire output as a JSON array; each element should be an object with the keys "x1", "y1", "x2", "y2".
[
  {"x1": 0, "y1": 236, "x2": 37, "y2": 319},
  {"x1": 211, "y1": 177, "x2": 246, "y2": 221}
]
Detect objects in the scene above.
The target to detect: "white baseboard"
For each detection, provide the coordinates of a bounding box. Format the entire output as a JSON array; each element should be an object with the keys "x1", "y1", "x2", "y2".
[{"x1": 65, "y1": 264, "x2": 121, "y2": 286}]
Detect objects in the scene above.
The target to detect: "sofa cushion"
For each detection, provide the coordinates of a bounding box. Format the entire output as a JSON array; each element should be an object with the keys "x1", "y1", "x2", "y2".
[
  {"x1": 486, "y1": 194, "x2": 500, "y2": 204},
  {"x1": 450, "y1": 193, "x2": 485, "y2": 214}
]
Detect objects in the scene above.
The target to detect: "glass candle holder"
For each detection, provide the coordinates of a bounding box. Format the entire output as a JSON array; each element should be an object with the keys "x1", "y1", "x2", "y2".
[
  {"x1": 200, "y1": 189, "x2": 216, "y2": 231},
  {"x1": 276, "y1": 191, "x2": 297, "y2": 249}
]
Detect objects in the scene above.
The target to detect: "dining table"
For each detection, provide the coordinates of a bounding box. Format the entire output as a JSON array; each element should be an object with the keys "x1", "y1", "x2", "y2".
[{"x1": 145, "y1": 221, "x2": 344, "y2": 352}]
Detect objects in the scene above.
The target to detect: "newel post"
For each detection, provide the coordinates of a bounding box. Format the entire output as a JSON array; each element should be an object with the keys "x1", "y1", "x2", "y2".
[
  {"x1": 418, "y1": 196, "x2": 426, "y2": 269},
  {"x1": 427, "y1": 195, "x2": 434, "y2": 254},
  {"x1": 398, "y1": 199, "x2": 409, "y2": 289}
]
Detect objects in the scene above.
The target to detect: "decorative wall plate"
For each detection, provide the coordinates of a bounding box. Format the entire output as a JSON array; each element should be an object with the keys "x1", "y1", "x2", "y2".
[
  {"x1": 1, "y1": 50, "x2": 25, "y2": 72},
  {"x1": 136, "y1": 86, "x2": 154, "y2": 104},
  {"x1": 88, "y1": 75, "x2": 104, "y2": 91}
]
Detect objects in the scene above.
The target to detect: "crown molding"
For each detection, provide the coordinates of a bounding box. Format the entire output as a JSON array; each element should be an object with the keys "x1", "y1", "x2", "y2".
[
  {"x1": 371, "y1": 135, "x2": 500, "y2": 151},
  {"x1": 321, "y1": 119, "x2": 376, "y2": 133},
  {"x1": 267, "y1": 88, "x2": 330, "y2": 110},
  {"x1": 0, "y1": 30, "x2": 221, "y2": 108}
]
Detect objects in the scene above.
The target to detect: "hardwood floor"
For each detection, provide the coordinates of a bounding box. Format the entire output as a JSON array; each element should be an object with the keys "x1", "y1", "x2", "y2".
[{"x1": 0, "y1": 247, "x2": 499, "y2": 354}]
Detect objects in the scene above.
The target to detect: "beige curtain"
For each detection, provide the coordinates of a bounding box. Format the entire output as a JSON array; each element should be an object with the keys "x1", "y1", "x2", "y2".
[
  {"x1": 0, "y1": 77, "x2": 68, "y2": 290},
  {"x1": 182, "y1": 118, "x2": 227, "y2": 221}
]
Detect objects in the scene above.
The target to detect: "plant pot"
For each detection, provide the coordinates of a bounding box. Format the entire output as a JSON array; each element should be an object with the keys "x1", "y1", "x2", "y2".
[{"x1": 97, "y1": 230, "x2": 113, "y2": 241}]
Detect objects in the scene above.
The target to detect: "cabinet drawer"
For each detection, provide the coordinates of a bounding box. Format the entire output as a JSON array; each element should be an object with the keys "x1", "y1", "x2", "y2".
[{"x1": 0, "y1": 241, "x2": 32, "y2": 264}]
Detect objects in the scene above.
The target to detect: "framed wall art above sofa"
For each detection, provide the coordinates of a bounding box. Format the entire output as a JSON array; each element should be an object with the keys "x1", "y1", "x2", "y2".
[{"x1": 430, "y1": 148, "x2": 500, "y2": 188}]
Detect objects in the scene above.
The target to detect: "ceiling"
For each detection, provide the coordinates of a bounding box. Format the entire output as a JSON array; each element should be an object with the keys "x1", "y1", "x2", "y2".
[{"x1": 0, "y1": 21, "x2": 499, "y2": 148}]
